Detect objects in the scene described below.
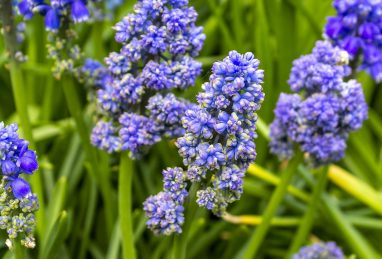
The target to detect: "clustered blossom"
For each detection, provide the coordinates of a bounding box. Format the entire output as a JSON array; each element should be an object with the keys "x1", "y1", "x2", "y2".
[
  {"x1": 270, "y1": 41, "x2": 368, "y2": 167},
  {"x1": 293, "y1": 242, "x2": 345, "y2": 259},
  {"x1": 90, "y1": 0, "x2": 205, "y2": 158},
  {"x1": 325, "y1": 0, "x2": 382, "y2": 82},
  {"x1": 0, "y1": 122, "x2": 39, "y2": 248},
  {"x1": 143, "y1": 51, "x2": 264, "y2": 235},
  {"x1": 18, "y1": 0, "x2": 93, "y2": 31},
  {"x1": 17, "y1": 0, "x2": 102, "y2": 78},
  {"x1": 77, "y1": 59, "x2": 111, "y2": 88}
]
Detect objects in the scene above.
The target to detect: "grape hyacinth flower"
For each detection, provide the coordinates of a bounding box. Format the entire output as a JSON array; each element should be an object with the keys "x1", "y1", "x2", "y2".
[
  {"x1": 144, "y1": 51, "x2": 265, "y2": 235},
  {"x1": 77, "y1": 58, "x2": 112, "y2": 93},
  {"x1": 292, "y1": 242, "x2": 345, "y2": 259},
  {"x1": 270, "y1": 41, "x2": 368, "y2": 167},
  {"x1": 16, "y1": 0, "x2": 102, "y2": 78},
  {"x1": 0, "y1": 122, "x2": 39, "y2": 248},
  {"x1": 90, "y1": 0, "x2": 205, "y2": 159},
  {"x1": 17, "y1": 0, "x2": 94, "y2": 30},
  {"x1": 325, "y1": 0, "x2": 382, "y2": 82}
]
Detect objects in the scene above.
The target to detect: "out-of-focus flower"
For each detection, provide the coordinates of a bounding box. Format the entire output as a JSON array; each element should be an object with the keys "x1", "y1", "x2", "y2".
[
  {"x1": 270, "y1": 41, "x2": 368, "y2": 167},
  {"x1": 292, "y1": 242, "x2": 345, "y2": 259},
  {"x1": 325, "y1": 0, "x2": 382, "y2": 82}
]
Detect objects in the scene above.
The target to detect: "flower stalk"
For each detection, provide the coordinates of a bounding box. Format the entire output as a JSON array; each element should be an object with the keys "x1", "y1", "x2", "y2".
[
  {"x1": 286, "y1": 166, "x2": 329, "y2": 256},
  {"x1": 243, "y1": 152, "x2": 302, "y2": 259},
  {"x1": 119, "y1": 152, "x2": 136, "y2": 259}
]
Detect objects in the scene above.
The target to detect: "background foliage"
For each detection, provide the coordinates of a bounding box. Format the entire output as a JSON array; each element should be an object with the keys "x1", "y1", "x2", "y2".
[{"x1": 1, "y1": 0, "x2": 382, "y2": 258}]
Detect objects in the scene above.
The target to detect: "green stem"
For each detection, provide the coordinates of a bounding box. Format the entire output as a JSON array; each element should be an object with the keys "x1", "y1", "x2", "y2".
[
  {"x1": 286, "y1": 166, "x2": 328, "y2": 257},
  {"x1": 13, "y1": 241, "x2": 24, "y2": 259},
  {"x1": 0, "y1": 0, "x2": 45, "y2": 237},
  {"x1": 40, "y1": 77, "x2": 54, "y2": 121},
  {"x1": 173, "y1": 183, "x2": 199, "y2": 259},
  {"x1": 79, "y1": 179, "x2": 97, "y2": 259},
  {"x1": 172, "y1": 235, "x2": 181, "y2": 259},
  {"x1": 61, "y1": 76, "x2": 114, "y2": 235},
  {"x1": 322, "y1": 195, "x2": 381, "y2": 259},
  {"x1": 119, "y1": 152, "x2": 136, "y2": 259},
  {"x1": 243, "y1": 153, "x2": 302, "y2": 259}
]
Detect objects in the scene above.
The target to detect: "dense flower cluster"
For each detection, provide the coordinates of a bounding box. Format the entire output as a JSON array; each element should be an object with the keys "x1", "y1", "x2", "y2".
[
  {"x1": 77, "y1": 58, "x2": 111, "y2": 88},
  {"x1": 143, "y1": 191, "x2": 184, "y2": 235},
  {"x1": 270, "y1": 41, "x2": 368, "y2": 166},
  {"x1": 325, "y1": 0, "x2": 382, "y2": 82},
  {"x1": 0, "y1": 122, "x2": 39, "y2": 248},
  {"x1": 17, "y1": 0, "x2": 102, "y2": 78},
  {"x1": 90, "y1": 0, "x2": 205, "y2": 158},
  {"x1": 18, "y1": 0, "x2": 93, "y2": 31},
  {"x1": 292, "y1": 242, "x2": 344, "y2": 259},
  {"x1": 143, "y1": 51, "x2": 265, "y2": 235}
]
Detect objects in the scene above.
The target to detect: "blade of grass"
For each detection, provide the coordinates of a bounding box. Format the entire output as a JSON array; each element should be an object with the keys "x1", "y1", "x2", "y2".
[
  {"x1": 328, "y1": 165, "x2": 382, "y2": 216},
  {"x1": 106, "y1": 220, "x2": 121, "y2": 259},
  {"x1": 39, "y1": 211, "x2": 69, "y2": 259},
  {"x1": 322, "y1": 195, "x2": 381, "y2": 259},
  {"x1": 242, "y1": 153, "x2": 302, "y2": 259},
  {"x1": 286, "y1": 166, "x2": 329, "y2": 256}
]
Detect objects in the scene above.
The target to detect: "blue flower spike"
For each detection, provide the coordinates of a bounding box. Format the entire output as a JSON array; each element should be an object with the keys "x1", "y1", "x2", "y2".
[
  {"x1": 144, "y1": 51, "x2": 265, "y2": 235},
  {"x1": 0, "y1": 122, "x2": 39, "y2": 249}
]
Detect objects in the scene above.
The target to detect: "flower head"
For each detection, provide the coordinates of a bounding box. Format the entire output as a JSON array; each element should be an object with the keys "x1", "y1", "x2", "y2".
[
  {"x1": 0, "y1": 122, "x2": 39, "y2": 248},
  {"x1": 270, "y1": 41, "x2": 367, "y2": 166},
  {"x1": 143, "y1": 192, "x2": 184, "y2": 235},
  {"x1": 90, "y1": 0, "x2": 205, "y2": 158},
  {"x1": 144, "y1": 51, "x2": 264, "y2": 234},
  {"x1": 325, "y1": 0, "x2": 382, "y2": 82},
  {"x1": 293, "y1": 242, "x2": 345, "y2": 259}
]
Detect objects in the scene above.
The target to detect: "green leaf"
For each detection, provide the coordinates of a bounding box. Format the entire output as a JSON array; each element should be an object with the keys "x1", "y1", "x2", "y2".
[{"x1": 39, "y1": 211, "x2": 69, "y2": 259}]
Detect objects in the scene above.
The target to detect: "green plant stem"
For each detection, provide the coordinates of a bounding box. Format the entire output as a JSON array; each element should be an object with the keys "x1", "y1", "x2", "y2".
[
  {"x1": 173, "y1": 184, "x2": 199, "y2": 259},
  {"x1": 0, "y1": 0, "x2": 45, "y2": 237},
  {"x1": 14, "y1": 242, "x2": 24, "y2": 259},
  {"x1": 286, "y1": 166, "x2": 328, "y2": 257},
  {"x1": 119, "y1": 152, "x2": 136, "y2": 259},
  {"x1": 61, "y1": 76, "x2": 114, "y2": 235},
  {"x1": 322, "y1": 195, "x2": 381, "y2": 259},
  {"x1": 79, "y1": 179, "x2": 97, "y2": 259},
  {"x1": 243, "y1": 153, "x2": 302, "y2": 259}
]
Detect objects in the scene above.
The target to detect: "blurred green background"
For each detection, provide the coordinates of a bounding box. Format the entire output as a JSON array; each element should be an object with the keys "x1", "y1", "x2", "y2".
[{"x1": 1, "y1": 0, "x2": 382, "y2": 258}]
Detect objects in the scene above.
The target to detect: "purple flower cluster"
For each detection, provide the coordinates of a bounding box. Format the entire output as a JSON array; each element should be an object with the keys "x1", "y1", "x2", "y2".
[
  {"x1": 292, "y1": 242, "x2": 344, "y2": 259},
  {"x1": 78, "y1": 59, "x2": 112, "y2": 88},
  {"x1": 16, "y1": 0, "x2": 103, "y2": 78},
  {"x1": 325, "y1": 0, "x2": 382, "y2": 82},
  {"x1": 18, "y1": 0, "x2": 92, "y2": 31},
  {"x1": 143, "y1": 167, "x2": 188, "y2": 235},
  {"x1": 143, "y1": 191, "x2": 184, "y2": 235},
  {"x1": 270, "y1": 41, "x2": 368, "y2": 167},
  {"x1": 0, "y1": 122, "x2": 39, "y2": 248},
  {"x1": 0, "y1": 122, "x2": 38, "y2": 199},
  {"x1": 90, "y1": 0, "x2": 205, "y2": 158},
  {"x1": 143, "y1": 51, "x2": 264, "y2": 235}
]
